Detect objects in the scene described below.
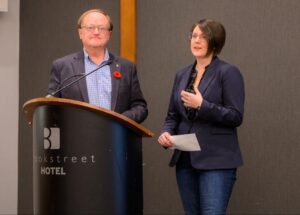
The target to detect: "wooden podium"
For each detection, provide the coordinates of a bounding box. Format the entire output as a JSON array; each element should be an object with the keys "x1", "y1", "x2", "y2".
[{"x1": 23, "y1": 98, "x2": 154, "y2": 215}]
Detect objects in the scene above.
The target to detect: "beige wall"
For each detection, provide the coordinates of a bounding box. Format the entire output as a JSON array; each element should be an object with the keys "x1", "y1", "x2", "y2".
[{"x1": 0, "y1": 0, "x2": 19, "y2": 214}]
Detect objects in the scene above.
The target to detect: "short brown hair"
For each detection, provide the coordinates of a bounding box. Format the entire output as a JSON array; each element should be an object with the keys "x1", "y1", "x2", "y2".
[
  {"x1": 77, "y1": 9, "x2": 113, "y2": 31},
  {"x1": 190, "y1": 19, "x2": 226, "y2": 56}
]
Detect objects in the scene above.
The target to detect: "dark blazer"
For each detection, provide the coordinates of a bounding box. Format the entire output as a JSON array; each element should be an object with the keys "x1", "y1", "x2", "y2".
[
  {"x1": 161, "y1": 57, "x2": 245, "y2": 169},
  {"x1": 47, "y1": 51, "x2": 148, "y2": 123}
]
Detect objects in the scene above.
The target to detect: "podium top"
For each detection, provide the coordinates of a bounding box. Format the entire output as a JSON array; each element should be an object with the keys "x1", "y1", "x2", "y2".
[{"x1": 23, "y1": 97, "x2": 154, "y2": 137}]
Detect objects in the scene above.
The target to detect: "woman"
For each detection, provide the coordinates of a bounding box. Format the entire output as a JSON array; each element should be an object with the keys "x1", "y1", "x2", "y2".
[{"x1": 158, "y1": 19, "x2": 245, "y2": 215}]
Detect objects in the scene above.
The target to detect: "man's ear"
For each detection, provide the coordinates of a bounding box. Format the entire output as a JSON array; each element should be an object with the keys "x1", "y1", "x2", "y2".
[{"x1": 78, "y1": 29, "x2": 83, "y2": 39}]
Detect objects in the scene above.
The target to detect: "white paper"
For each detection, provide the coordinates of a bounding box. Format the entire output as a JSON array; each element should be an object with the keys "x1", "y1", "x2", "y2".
[{"x1": 170, "y1": 133, "x2": 201, "y2": 151}]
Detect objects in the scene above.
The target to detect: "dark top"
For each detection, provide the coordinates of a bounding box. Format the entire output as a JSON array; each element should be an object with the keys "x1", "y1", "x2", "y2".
[
  {"x1": 48, "y1": 51, "x2": 148, "y2": 123},
  {"x1": 161, "y1": 57, "x2": 245, "y2": 169}
]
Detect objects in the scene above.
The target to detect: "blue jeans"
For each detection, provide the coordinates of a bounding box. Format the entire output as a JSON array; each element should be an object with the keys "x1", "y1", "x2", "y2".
[{"x1": 176, "y1": 154, "x2": 237, "y2": 215}]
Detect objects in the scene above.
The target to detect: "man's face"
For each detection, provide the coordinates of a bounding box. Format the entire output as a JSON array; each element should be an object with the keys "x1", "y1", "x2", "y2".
[{"x1": 78, "y1": 12, "x2": 111, "y2": 49}]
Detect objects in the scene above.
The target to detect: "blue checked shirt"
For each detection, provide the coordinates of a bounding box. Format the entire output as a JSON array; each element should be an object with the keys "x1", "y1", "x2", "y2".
[{"x1": 84, "y1": 50, "x2": 112, "y2": 110}]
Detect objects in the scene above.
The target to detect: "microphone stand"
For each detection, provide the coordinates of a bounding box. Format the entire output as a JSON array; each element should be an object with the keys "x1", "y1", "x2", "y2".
[{"x1": 46, "y1": 60, "x2": 112, "y2": 98}]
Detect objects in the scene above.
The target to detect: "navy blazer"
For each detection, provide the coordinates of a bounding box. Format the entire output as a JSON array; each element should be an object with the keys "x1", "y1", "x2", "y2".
[
  {"x1": 47, "y1": 51, "x2": 148, "y2": 123},
  {"x1": 161, "y1": 57, "x2": 245, "y2": 169}
]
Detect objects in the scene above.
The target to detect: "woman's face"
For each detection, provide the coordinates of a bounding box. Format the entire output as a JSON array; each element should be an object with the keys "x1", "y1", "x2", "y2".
[{"x1": 190, "y1": 26, "x2": 209, "y2": 59}]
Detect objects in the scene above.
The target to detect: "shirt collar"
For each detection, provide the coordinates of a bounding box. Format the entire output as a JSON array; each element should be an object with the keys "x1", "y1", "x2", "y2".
[{"x1": 83, "y1": 49, "x2": 110, "y2": 64}]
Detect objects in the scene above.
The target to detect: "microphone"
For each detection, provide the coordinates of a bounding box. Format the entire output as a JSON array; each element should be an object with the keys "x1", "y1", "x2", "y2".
[
  {"x1": 184, "y1": 66, "x2": 197, "y2": 120},
  {"x1": 46, "y1": 60, "x2": 113, "y2": 98}
]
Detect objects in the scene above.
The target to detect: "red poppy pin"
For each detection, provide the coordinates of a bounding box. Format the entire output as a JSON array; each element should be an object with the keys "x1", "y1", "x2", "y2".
[{"x1": 113, "y1": 71, "x2": 122, "y2": 79}]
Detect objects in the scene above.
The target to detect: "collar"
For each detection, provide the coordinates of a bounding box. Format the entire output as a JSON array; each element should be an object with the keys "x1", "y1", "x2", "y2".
[{"x1": 83, "y1": 48, "x2": 110, "y2": 64}]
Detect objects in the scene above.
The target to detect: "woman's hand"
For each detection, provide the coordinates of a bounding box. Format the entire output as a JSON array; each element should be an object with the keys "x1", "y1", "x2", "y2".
[
  {"x1": 158, "y1": 132, "x2": 173, "y2": 148},
  {"x1": 181, "y1": 86, "x2": 203, "y2": 109}
]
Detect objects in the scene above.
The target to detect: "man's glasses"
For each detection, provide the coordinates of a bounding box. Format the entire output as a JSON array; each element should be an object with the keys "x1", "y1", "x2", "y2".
[{"x1": 81, "y1": 26, "x2": 110, "y2": 34}]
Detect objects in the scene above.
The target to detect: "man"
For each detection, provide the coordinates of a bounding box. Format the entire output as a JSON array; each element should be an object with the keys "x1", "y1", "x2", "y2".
[{"x1": 47, "y1": 9, "x2": 148, "y2": 123}]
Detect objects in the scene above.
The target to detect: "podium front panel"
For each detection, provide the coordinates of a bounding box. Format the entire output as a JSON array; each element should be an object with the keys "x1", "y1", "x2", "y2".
[{"x1": 32, "y1": 105, "x2": 142, "y2": 215}]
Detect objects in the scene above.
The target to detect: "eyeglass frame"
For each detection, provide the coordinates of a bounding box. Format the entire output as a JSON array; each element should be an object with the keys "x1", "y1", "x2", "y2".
[
  {"x1": 189, "y1": 33, "x2": 207, "y2": 41},
  {"x1": 80, "y1": 25, "x2": 111, "y2": 34}
]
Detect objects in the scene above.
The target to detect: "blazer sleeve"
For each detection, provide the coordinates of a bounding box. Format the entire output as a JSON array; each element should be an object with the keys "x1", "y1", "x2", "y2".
[
  {"x1": 197, "y1": 65, "x2": 245, "y2": 127},
  {"x1": 47, "y1": 60, "x2": 61, "y2": 97},
  {"x1": 161, "y1": 73, "x2": 182, "y2": 135}
]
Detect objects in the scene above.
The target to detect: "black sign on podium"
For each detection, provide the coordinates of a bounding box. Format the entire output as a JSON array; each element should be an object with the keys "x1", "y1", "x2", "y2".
[{"x1": 23, "y1": 98, "x2": 154, "y2": 215}]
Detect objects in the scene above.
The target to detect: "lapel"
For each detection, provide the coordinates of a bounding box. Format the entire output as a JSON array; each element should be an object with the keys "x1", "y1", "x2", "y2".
[
  {"x1": 71, "y1": 51, "x2": 89, "y2": 102},
  {"x1": 109, "y1": 54, "x2": 121, "y2": 111},
  {"x1": 199, "y1": 57, "x2": 219, "y2": 95},
  {"x1": 179, "y1": 64, "x2": 195, "y2": 93},
  {"x1": 177, "y1": 63, "x2": 195, "y2": 116},
  {"x1": 177, "y1": 58, "x2": 219, "y2": 118}
]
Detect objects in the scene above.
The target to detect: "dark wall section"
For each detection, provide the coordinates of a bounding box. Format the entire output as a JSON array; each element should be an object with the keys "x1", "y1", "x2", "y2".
[
  {"x1": 18, "y1": 1, "x2": 119, "y2": 214},
  {"x1": 19, "y1": 0, "x2": 300, "y2": 214},
  {"x1": 137, "y1": 0, "x2": 300, "y2": 214}
]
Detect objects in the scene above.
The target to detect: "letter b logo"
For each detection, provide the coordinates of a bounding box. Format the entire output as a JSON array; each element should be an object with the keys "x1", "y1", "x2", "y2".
[{"x1": 44, "y1": 127, "x2": 60, "y2": 149}]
